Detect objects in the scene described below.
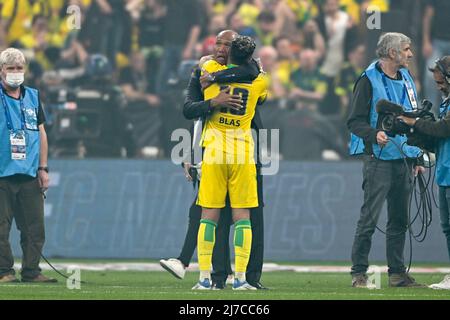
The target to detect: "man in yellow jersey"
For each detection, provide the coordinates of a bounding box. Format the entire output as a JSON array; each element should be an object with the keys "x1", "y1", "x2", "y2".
[{"x1": 193, "y1": 36, "x2": 268, "y2": 290}]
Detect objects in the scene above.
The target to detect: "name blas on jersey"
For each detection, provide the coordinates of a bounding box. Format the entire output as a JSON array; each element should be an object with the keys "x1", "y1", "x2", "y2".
[{"x1": 219, "y1": 116, "x2": 241, "y2": 127}]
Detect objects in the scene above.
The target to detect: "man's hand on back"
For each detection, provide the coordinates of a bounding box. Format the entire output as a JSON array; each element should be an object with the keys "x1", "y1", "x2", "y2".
[{"x1": 210, "y1": 86, "x2": 243, "y2": 111}]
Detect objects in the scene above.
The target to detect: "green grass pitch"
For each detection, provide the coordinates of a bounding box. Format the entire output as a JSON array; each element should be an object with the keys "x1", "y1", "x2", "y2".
[{"x1": 1, "y1": 268, "x2": 450, "y2": 300}]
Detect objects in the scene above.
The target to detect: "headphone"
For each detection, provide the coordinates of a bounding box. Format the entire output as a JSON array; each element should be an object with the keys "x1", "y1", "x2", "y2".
[{"x1": 435, "y1": 57, "x2": 450, "y2": 85}]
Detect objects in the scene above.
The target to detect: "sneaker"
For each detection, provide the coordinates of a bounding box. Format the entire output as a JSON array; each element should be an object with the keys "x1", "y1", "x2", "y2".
[
  {"x1": 21, "y1": 274, "x2": 57, "y2": 283},
  {"x1": 0, "y1": 274, "x2": 19, "y2": 283},
  {"x1": 159, "y1": 258, "x2": 186, "y2": 280},
  {"x1": 226, "y1": 274, "x2": 234, "y2": 286},
  {"x1": 351, "y1": 273, "x2": 377, "y2": 289},
  {"x1": 192, "y1": 278, "x2": 212, "y2": 290},
  {"x1": 389, "y1": 273, "x2": 426, "y2": 288},
  {"x1": 249, "y1": 282, "x2": 269, "y2": 290},
  {"x1": 232, "y1": 279, "x2": 257, "y2": 291},
  {"x1": 429, "y1": 275, "x2": 450, "y2": 290}
]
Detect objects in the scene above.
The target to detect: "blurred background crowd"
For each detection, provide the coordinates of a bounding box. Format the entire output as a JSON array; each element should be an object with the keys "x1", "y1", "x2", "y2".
[{"x1": 0, "y1": 0, "x2": 447, "y2": 160}]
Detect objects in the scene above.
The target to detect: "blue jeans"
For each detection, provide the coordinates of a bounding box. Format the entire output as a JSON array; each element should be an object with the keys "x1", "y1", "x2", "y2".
[
  {"x1": 423, "y1": 39, "x2": 450, "y2": 110},
  {"x1": 438, "y1": 186, "x2": 450, "y2": 261}
]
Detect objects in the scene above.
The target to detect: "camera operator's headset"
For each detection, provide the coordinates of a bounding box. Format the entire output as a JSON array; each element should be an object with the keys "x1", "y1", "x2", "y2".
[{"x1": 435, "y1": 57, "x2": 450, "y2": 85}]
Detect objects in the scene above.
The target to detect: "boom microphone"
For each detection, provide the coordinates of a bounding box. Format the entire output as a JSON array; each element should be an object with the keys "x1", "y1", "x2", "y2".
[{"x1": 375, "y1": 99, "x2": 404, "y2": 115}]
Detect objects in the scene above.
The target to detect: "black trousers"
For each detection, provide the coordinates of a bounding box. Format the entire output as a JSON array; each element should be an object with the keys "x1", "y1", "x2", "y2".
[
  {"x1": 438, "y1": 187, "x2": 450, "y2": 261},
  {"x1": 0, "y1": 175, "x2": 45, "y2": 278},
  {"x1": 178, "y1": 174, "x2": 264, "y2": 284},
  {"x1": 246, "y1": 174, "x2": 264, "y2": 285}
]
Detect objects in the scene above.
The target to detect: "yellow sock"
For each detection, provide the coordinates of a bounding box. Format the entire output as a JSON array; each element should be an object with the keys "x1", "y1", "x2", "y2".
[
  {"x1": 197, "y1": 219, "x2": 217, "y2": 278},
  {"x1": 234, "y1": 219, "x2": 252, "y2": 275}
]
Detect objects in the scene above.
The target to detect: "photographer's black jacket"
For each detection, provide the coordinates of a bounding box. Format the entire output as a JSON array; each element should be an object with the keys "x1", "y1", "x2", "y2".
[
  {"x1": 347, "y1": 64, "x2": 403, "y2": 155},
  {"x1": 415, "y1": 98, "x2": 450, "y2": 138}
]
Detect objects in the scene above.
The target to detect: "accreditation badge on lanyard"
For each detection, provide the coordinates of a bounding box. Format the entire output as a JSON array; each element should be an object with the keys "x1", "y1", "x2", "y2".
[
  {"x1": 0, "y1": 85, "x2": 27, "y2": 160},
  {"x1": 10, "y1": 130, "x2": 26, "y2": 160},
  {"x1": 381, "y1": 70, "x2": 418, "y2": 110},
  {"x1": 404, "y1": 79, "x2": 418, "y2": 110}
]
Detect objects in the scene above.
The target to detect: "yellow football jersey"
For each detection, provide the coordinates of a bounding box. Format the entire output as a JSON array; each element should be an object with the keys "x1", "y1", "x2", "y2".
[{"x1": 201, "y1": 60, "x2": 268, "y2": 158}]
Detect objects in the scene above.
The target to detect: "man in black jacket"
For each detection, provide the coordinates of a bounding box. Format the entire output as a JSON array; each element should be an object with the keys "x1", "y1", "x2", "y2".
[{"x1": 160, "y1": 30, "x2": 267, "y2": 289}]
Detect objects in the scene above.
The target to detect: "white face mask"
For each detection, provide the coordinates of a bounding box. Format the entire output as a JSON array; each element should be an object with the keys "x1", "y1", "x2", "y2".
[{"x1": 5, "y1": 72, "x2": 24, "y2": 88}]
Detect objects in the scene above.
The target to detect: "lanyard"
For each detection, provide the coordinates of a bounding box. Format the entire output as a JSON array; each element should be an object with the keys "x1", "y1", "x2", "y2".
[
  {"x1": 0, "y1": 84, "x2": 25, "y2": 131},
  {"x1": 380, "y1": 71, "x2": 408, "y2": 106},
  {"x1": 439, "y1": 101, "x2": 450, "y2": 119}
]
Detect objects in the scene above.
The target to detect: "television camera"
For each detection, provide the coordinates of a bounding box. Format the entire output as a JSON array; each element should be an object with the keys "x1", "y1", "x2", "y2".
[{"x1": 376, "y1": 99, "x2": 436, "y2": 151}]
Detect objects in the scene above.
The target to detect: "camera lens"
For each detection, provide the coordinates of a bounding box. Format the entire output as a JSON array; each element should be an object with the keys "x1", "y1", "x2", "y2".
[{"x1": 381, "y1": 115, "x2": 394, "y2": 131}]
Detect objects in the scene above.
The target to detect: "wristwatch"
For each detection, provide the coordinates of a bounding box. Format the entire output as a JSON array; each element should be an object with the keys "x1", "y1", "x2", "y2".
[{"x1": 38, "y1": 166, "x2": 49, "y2": 173}]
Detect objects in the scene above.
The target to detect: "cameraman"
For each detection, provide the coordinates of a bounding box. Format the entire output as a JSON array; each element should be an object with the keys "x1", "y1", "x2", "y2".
[
  {"x1": 398, "y1": 56, "x2": 450, "y2": 290},
  {"x1": 347, "y1": 33, "x2": 425, "y2": 288}
]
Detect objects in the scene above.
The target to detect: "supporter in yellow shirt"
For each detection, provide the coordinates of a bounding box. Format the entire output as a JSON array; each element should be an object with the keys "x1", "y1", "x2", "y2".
[
  {"x1": 285, "y1": 0, "x2": 318, "y2": 26},
  {"x1": 273, "y1": 36, "x2": 299, "y2": 91},
  {"x1": 289, "y1": 48, "x2": 328, "y2": 112},
  {"x1": 1, "y1": 0, "x2": 34, "y2": 44},
  {"x1": 19, "y1": 15, "x2": 63, "y2": 70}
]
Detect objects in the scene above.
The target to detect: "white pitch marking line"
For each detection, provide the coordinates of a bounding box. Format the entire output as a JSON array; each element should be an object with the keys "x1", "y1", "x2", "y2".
[{"x1": 12, "y1": 262, "x2": 450, "y2": 274}]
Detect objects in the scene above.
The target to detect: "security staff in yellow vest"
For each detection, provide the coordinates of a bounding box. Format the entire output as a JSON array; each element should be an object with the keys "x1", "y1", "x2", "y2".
[{"x1": 0, "y1": 48, "x2": 56, "y2": 283}]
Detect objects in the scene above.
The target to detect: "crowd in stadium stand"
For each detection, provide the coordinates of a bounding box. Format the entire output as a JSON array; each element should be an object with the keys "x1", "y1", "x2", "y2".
[{"x1": 0, "y1": 0, "x2": 441, "y2": 160}]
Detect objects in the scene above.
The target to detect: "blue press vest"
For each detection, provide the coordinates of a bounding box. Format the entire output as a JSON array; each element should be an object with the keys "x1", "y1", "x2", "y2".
[
  {"x1": 435, "y1": 99, "x2": 450, "y2": 186},
  {"x1": 349, "y1": 61, "x2": 421, "y2": 160},
  {"x1": 0, "y1": 86, "x2": 41, "y2": 178}
]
